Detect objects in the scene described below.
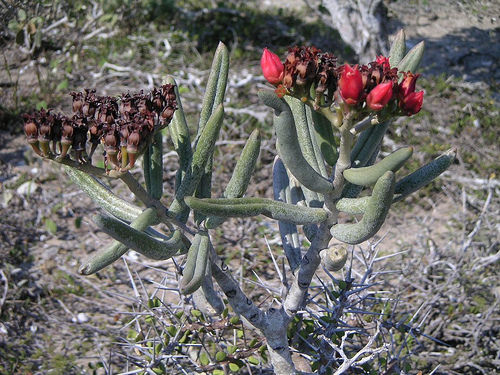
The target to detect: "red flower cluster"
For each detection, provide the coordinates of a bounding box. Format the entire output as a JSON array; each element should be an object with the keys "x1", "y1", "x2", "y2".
[
  {"x1": 23, "y1": 85, "x2": 176, "y2": 170},
  {"x1": 398, "y1": 72, "x2": 424, "y2": 115},
  {"x1": 339, "y1": 57, "x2": 399, "y2": 111},
  {"x1": 261, "y1": 48, "x2": 423, "y2": 116},
  {"x1": 262, "y1": 46, "x2": 338, "y2": 105}
]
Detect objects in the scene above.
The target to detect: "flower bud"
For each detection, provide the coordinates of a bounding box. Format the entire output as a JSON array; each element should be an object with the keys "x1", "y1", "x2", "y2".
[
  {"x1": 339, "y1": 64, "x2": 363, "y2": 106},
  {"x1": 366, "y1": 82, "x2": 393, "y2": 111},
  {"x1": 261, "y1": 48, "x2": 284, "y2": 85},
  {"x1": 375, "y1": 55, "x2": 390, "y2": 69},
  {"x1": 398, "y1": 72, "x2": 420, "y2": 99},
  {"x1": 400, "y1": 91, "x2": 424, "y2": 115}
]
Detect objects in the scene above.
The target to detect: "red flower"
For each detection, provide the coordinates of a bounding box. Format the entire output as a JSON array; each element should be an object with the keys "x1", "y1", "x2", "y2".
[
  {"x1": 261, "y1": 48, "x2": 284, "y2": 85},
  {"x1": 398, "y1": 72, "x2": 420, "y2": 99},
  {"x1": 366, "y1": 82, "x2": 393, "y2": 111},
  {"x1": 400, "y1": 91, "x2": 424, "y2": 115},
  {"x1": 339, "y1": 64, "x2": 363, "y2": 106},
  {"x1": 376, "y1": 55, "x2": 391, "y2": 69}
]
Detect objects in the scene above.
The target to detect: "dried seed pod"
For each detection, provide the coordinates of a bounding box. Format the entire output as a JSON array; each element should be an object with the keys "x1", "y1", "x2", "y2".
[
  {"x1": 59, "y1": 116, "x2": 74, "y2": 159},
  {"x1": 126, "y1": 129, "x2": 141, "y2": 168},
  {"x1": 23, "y1": 114, "x2": 42, "y2": 156},
  {"x1": 102, "y1": 124, "x2": 120, "y2": 167},
  {"x1": 25, "y1": 84, "x2": 177, "y2": 169},
  {"x1": 88, "y1": 118, "x2": 103, "y2": 159},
  {"x1": 37, "y1": 109, "x2": 55, "y2": 156},
  {"x1": 71, "y1": 115, "x2": 88, "y2": 163},
  {"x1": 70, "y1": 91, "x2": 84, "y2": 113},
  {"x1": 82, "y1": 89, "x2": 98, "y2": 118}
]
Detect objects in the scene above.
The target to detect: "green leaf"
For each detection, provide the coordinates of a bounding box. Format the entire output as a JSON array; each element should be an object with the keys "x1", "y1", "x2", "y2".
[
  {"x1": 397, "y1": 41, "x2": 425, "y2": 73},
  {"x1": 18, "y1": 9, "x2": 27, "y2": 22},
  {"x1": 215, "y1": 351, "x2": 227, "y2": 362},
  {"x1": 229, "y1": 362, "x2": 241, "y2": 372},
  {"x1": 247, "y1": 356, "x2": 259, "y2": 365},
  {"x1": 93, "y1": 214, "x2": 184, "y2": 260},
  {"x1": 35, "y1": 100, "x2": 47, "y2": 110},
  {"x1": 45, "y1": 218, "x2": 57, "y2": 234},
  {"x1": 8, "y1": 20, "x2": 19, "y2": 31},
  {"x1": 74, "y1": 216, "x2": 82, "y2": 229},
  {"x1": 259, "y1": 90, "x2": 333, "y2": 194},
  {"x1": 56, "y1": 79, "x2": 69, "y2": 92},
  {"x1": 199, "y1": 352, "x2": 210, "y2": 366},
  {"x1": 191, "y1": 309, "x2": 202, "y2": 318},
  {"x1": 227, "y1": 345, "x2": 237, "y2": 354},
  {"x1": 389, "y1": 29, "x2": 406, "y2": 67},
  {"x1": 185, "y1": 196, "x2": 328, "y2": 225}
]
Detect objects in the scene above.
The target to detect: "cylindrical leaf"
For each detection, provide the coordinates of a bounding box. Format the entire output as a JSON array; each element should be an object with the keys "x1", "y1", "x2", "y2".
[
  {"x1": 335, "y1": 196, "x2": 370, "y2": 215},
  {"x1": 272, "y1": 156, "x2": 301, "y2": 271},
  {"x1": 79, "y1": 208, "x2": 158, "y2": 275},
  {"x1": 394, "y1": 148, "x2": 455, "y2": 202},
  {"x1": 343, "y1": 147, "x2": 413, "y2": 186},
  {"x1": 180, "y1": 231, "x2": 210, "y2": 295},
  {"x1": 259, "y1": 90, "x2": 333, "y2": 194},
  {"x1": 65, "y1": 165, "x2": 142, "y2": 222},
  {"x1": 196, "y1": 42, "x2": 229, "y2": 144},
  {"x1": 205, "y1": 129, "x2": 261, "y2": 228},
  {"x1": 94, "y1": 214, "x2": 185, "y2": 260},
  {"x1": 169, "y1": 104, "x2": 224, "y2": 219},
  {"x1": 331, "y1": 171, "x2": 395, "y2": 244},
  {"x1": 397, "y1": 41, "x2": 425, "y2": 73},
  {"x1": 150, "y1": 131, "x2": 163, "y2": 200},
  {"x1": 389, "y1": 29, "x2": 406, "y2": 67},
  {"x1": 185, "y1": 196, "x2": 328, "y2": 225}
]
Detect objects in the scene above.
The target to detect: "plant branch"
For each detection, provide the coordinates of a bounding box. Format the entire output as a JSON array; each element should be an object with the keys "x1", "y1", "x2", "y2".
[{"x1": 283, "y1": 222, "x2": 332, "y2": 317}]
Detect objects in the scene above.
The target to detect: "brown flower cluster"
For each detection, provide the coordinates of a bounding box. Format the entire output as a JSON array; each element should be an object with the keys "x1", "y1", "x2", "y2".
[
  {"x1": 23, "y1": 85, "x2": 176, "y2": 170},
  {"x1": 358, "y1": 56, "x2": 399, "y2": 98},
  {"x1": 281, "y1": 46, "x2": 338, "y2": 105}
]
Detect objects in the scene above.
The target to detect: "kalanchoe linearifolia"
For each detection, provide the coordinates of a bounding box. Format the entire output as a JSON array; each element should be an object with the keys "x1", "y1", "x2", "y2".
[
  {"x1": 22, "y1": 35, "x2": 456, "y2": 375},
  {"x1": 23, "y1": 84, "x2": 177, "y2": 172}
]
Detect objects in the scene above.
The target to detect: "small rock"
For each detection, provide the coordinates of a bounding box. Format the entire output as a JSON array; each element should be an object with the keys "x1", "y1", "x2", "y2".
[
  {"x1": 77, "y1": 312, "x2": 89, "y2": 323},
  {"x1": 0, "y1": 322, "x2": 7, "y2": 336},
  {"x1": 16, "y1": 181, "x2": 40, "y2": 196},
  {"x1": 127, "y1": 251, "x2": 139, "y2": 261}
]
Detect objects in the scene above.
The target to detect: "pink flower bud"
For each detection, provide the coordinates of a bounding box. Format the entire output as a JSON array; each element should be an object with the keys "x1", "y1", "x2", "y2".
[
  {"x1": 366, "y1": 82, "x2": 393, "y2": 111},
  {"x1": 339, "y1": 64, "x2": 363, "y2": 106},
  {"x1": 261, "y1": 48, "x2": 284, "y2": 85},
  {"x1": 400, "y1": 91, "x2": 424, "y2": 115}
]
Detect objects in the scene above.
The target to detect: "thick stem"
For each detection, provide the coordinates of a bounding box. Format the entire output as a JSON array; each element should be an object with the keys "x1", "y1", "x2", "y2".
[
  {"x1": 210, "y1": 257, "x2": 266, "y2": 331},
  {"x1": 332, "y1": 116, "x2": 355, "y2": 197},
  {"x1": 263, "y1": 308, "x2": 297, "y2": 375},
  {"x1": 210, "y1": 251, "x2": 298, "y2": 374},
  {"x1": 283, "y1": 222, "x2": 332, "y2": 316},
  {"x1": 119, "y1": 172, "x2": 194, "y2": 234}
]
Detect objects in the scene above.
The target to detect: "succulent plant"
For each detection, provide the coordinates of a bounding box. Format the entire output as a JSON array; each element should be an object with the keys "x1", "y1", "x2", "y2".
[{"x1": 23, "y1": 30, "x2": 455, "y2": 374}]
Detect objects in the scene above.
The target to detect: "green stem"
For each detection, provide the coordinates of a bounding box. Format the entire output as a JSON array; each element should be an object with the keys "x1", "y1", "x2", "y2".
[
  {"x1": 333, "y1": 113, "x2": 355, "y2": 196},
  {"x1": 305, "y1": 98, "x2": 339, "y2": 128}
]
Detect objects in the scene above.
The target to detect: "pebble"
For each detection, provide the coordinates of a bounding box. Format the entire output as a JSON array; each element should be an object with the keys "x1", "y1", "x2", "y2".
[
  {"x1": 16, "y1": 181, "x2": 40, "y2": 196},
  {"x1": 73, "y1": 313, "x2": 89, "y2": 324}
]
